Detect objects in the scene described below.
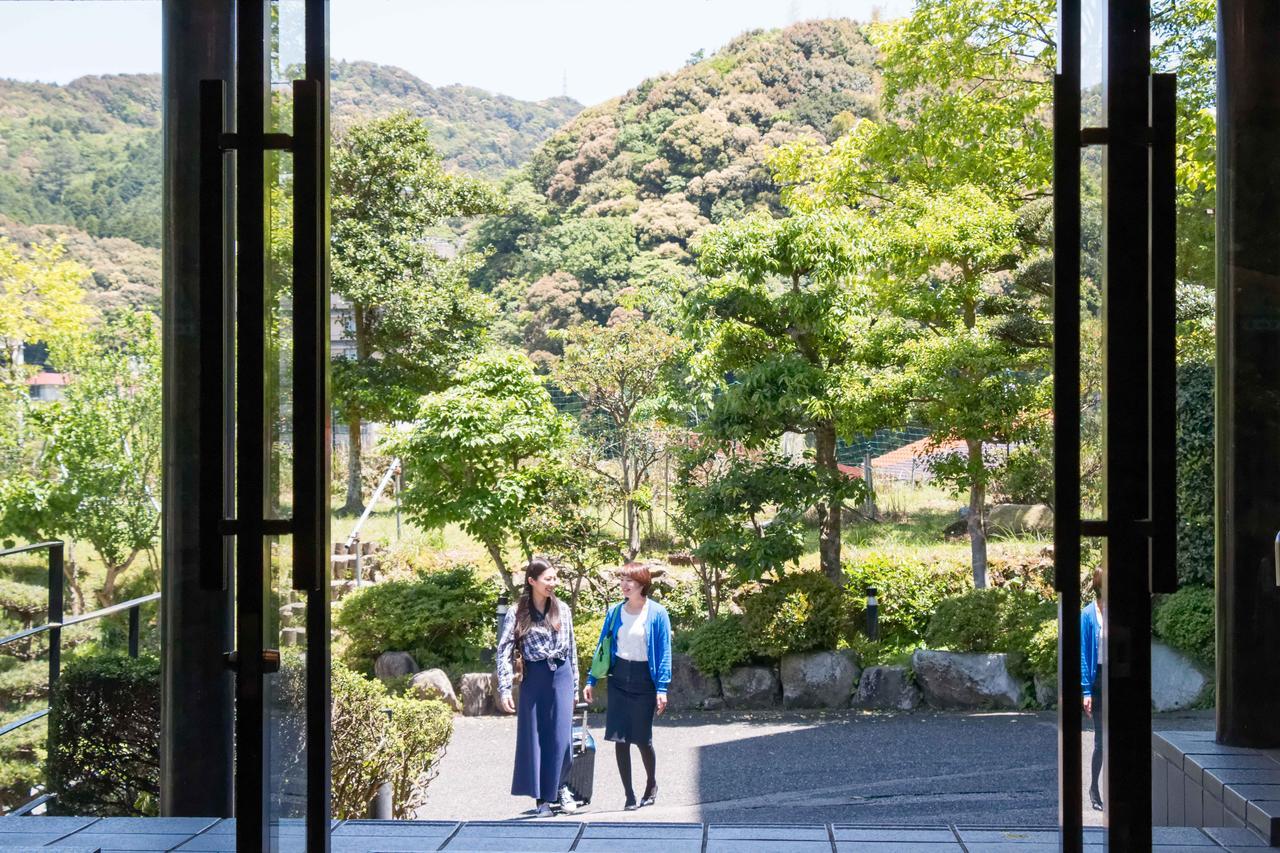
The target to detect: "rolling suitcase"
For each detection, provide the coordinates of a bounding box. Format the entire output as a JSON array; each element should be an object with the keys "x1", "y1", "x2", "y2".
[{"x1": 564, "y1": 701, "x2": 595, "y2": 805}]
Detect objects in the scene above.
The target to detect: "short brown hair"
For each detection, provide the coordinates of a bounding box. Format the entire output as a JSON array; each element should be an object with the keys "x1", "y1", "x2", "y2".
[
  {"x1": 619, "y1": 562, "x2": 652, "y2": 596},
  {"x1": 1092, "y1": 568, "x2": 1103, "y2": 598}
]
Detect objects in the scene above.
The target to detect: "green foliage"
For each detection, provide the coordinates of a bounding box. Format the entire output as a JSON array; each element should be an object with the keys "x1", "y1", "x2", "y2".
[
  {"x1": 575, "y1": 612, "x2": 606, "y2": 688},
  {"x1": 651, "y1": 580, "x2": 707, "y2": 637},
  {"x1": 1176, "y1": 360, "x2": 1214, "y2": 586},
  {"x1": 924, "y1": 587, "x2": 1055, "y2": 677},
  {"x1": 389, "y1": 349, "x2": 580, "y2": 589},
  {"x1": 335, "y1": 566, "x2": 499, "y2": 674},
  {"x1": 843, "y1": 550, "x2": 972, "y2": 647},
  {"x1": 741, "y1": 571, "x2": 848, "y2": 659},
  {"x1": 1154, "y1": 586, "x2": 1215, "y2": 667},
  {"x1": 49, "y1": 651, "x2": 160, "y2": 816},
  {"x1": 1025, "y1": 617, "x2": 1058, "y2": 680},
  {"x1": 323, "y1": 662, "x2": 454, "y2": 819},
  {"x1": 685, "y1": 614, "x2": 753, "y2": 676}
]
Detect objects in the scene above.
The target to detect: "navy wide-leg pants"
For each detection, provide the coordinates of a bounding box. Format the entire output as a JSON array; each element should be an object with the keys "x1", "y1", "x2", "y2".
[{"x1": 511, "y1": 659, "x2": 573, "y2": 801}]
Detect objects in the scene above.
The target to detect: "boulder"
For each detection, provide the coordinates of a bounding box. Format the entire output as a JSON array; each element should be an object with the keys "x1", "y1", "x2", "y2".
[
  {"x1": 460, "y1": 672, "x2": 495, "y2": 716},
  {"x1": 277, "y1": 602, "x2": 306, "y2": 628},
  {"x1": 667, "y1": 653, "x2": 722, "y2": 711},
  {"x1": 280, "y1": 627, "x2": 305, "y2": 648},
  {"x1": 852, "y1": 665, "x2": 921, "y2": 711},
  {"x1": 374, "y1": 651, "x2": 419, "y2": 681},
  {"x1": 781, "y1": 650, "x2": 861, "y2": 709},
  {"x1": 911, "y1": 650, "x2": 1023, "y2": 710},
  {"x1": 721, "y1": 665, "x2": 781, "y2": 709},
  {"x1": 987, "y1": 503, "x2": 1055, "y2": 537},
  {"x1": 703, "y1": 696, "x2": 725, "y2": 711},
  {"x1": 1151, "y1": 641, "x2": 1208, "y2": 711},
  {"x1": 410, "y1": 669, "x2": 460, "y2": 711},
  {"x1": 1034, "y1": 673, "x2": 1058, "y2": 709}
]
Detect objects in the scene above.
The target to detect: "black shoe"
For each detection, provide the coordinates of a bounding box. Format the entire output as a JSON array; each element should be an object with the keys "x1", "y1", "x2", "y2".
[
  {"x1": 640, "y1": 783, "x2": 658, "y2": 807},
  {"x1": 624, "y1": 793, "x2": 638, "y2": 811},
  {"x1": 1089, "y1": 787, "x2": 1103, "y2": 811}
]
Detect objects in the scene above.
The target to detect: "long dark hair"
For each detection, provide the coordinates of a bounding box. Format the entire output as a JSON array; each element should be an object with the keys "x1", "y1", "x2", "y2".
[{"x1": 514, "y1": 558, "x2": 561, "y2": 641}]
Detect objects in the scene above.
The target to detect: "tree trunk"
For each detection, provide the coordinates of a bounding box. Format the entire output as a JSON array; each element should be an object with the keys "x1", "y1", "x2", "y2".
[
  {"x1": 487, "y1": 541, "x2": 516, "y2": 595},
  {"x1": 342, "y1": 412, "x2": 364, "y2": 516},
  {"x1": 814, "y1": 421, "x2": 843, "y2": 584},
  {"x1": 621, "y1": 446, "x2": 640, "y2": 559},
  {"x1": 966, "y1": 439, "x2": 988, "y2": 588}
]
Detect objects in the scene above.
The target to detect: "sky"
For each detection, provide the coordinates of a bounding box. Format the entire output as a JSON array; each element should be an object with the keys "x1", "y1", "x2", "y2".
[{"x1": 0, "y1": 0, "x2": 911, "y2": 105}]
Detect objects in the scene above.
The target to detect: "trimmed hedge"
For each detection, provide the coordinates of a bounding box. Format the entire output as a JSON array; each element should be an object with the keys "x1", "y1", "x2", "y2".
[
  {"x1": 741, "y1": 571, "x2": 847, "y2": 659},
  {"x1": 49, "y1": 652, "x2": 160, "y2": 816},
  {"x1": 686, "y1": 614, "x2": 752, "y2": 676},
  {"x1": 1154, "y1": 585, "x2": 1214, "y2": 667},
  {"x1": 336, "y1": 566, "x2": 499, "y2": 675},
  {"x1": 843, "y1": 550, "x2": 972, "y2": 646},
  {"x1": 925, "y1": 587, "x2": 1055, "y2": 678}
]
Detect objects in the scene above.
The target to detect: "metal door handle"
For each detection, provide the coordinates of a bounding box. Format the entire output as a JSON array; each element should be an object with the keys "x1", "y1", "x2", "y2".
[
  {"x1": 1148, "y1": 73, "x2": 1178, "y2": 594},
  {"x1": 199, "y1": 79, "x2": 229, "y2": 591},
  {"x1": 1274, "y1": 532, "x2": 1280, "y2": 586}
]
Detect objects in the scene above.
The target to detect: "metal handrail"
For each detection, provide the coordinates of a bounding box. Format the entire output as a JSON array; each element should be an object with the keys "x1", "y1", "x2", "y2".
[{"x1": 0, "y1": 541, "x2": 160, "y2": 815}]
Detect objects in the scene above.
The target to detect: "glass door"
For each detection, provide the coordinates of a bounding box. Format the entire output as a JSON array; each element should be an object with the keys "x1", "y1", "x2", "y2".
[
  {"x1": 1053, "y1": 0, "x2": 1177, "y2": 848},
  {"x1": 198, "y1": 0, "x2": 330, "y2": 848}
]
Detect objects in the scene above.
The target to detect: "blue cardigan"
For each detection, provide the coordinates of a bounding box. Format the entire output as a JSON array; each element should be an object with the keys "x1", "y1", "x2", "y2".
[
  {"x1": 585, "y1": 600, "x2": 673, "y2": 695},
  {"x1": 1081, "y1": 601, "x2": 1101, "y2": 697}
]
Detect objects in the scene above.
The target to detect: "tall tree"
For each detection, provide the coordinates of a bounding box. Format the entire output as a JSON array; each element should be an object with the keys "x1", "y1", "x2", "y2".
[
  {"x1": 331, "y1": 111, "x2": 501, "y2": 515},
  {"x1": 0, "y1": 311, "x2": 161, "y2": 608},
  {"x1": 553, "y1": 319, "x2": 681, "y2": 558},
  {"x1": 389, "y1": 350, "x2": 579, "y2": 593},
  {"x1": 688, "y1": 211, "x2": 879, "y2": 584},
  {"x1": 770, "y1": 0, "x2": 1057, "y2": 586}
]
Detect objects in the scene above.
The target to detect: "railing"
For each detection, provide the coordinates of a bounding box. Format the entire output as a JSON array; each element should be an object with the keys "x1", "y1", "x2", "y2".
[{"x1": 0, "y1": 541, "x2": 160, "y2": 815}]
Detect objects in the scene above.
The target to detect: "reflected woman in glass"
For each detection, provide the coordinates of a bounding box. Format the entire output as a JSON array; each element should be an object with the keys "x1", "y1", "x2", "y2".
[
  {"x1": 1081, "y1": 568, "x2": 1105, "y2": 811},
  {"x1": 496, "y1": 558, "x2": 579, "y2": 817},
  {"x1": 583, "y1": 563, "x2": 672, "y2": 810}
]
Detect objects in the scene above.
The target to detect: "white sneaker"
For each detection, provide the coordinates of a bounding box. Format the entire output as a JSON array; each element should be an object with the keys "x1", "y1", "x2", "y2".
[
  {"x1": 534, "y1": 802, "x2": 554, "y2": 818},
  {"x1": 557, "y1": 785, "x2": 578, "y2": 814}
]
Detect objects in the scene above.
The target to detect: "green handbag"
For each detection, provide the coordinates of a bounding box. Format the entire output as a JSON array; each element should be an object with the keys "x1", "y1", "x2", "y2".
[{"x1": 588, "y1": 605, "x2": 618, "y2": 680}]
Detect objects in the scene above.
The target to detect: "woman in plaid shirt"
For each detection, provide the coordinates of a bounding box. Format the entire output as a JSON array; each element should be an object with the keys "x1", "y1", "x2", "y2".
[{"x1": 496, "y1": 558, "x2": 579, "y2": 816}]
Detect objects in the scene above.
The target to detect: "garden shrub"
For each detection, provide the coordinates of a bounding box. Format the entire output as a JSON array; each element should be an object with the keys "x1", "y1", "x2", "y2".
[
  {"x1": 1176, "y1": 361, "x2": 1214, "y2": 587},
  {"x1": 336, "y1": 565, "x2": 498, "y2": 674},
  {"x1": 1154, "y1": 585, "x2": 1214, "y2": 667},
  {"x1": 652, "y1": 578, "x2": 707, "y2": 636},
  {"x1": 49, "y1": 651, "x2": 160, "y2": 816},
  {"x1": 843, "y1": 549, "x2": 972, "y2": 646},
  {"x1": 575, "y1": 612, "x2": 605, "y2": 684},
  {"x1": 741, "y1": 571, "x2": 847, "y2": 659},
  {"x1": 1025, "y1": 617, "x2": 1059, "y2": 680},
  {"x1": 686, "y1": 614, "x2": 752, "y2": 676},
  {"x1": 925, "y1": 587, "x2": 1054, "y2": 677}
]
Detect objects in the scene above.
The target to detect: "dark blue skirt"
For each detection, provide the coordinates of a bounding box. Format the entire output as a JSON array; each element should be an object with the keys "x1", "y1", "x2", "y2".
[
  {"x1": 511, "y1": 658, "x2": 574, "y2": 801},
  {"x1": 605, "y1": 658, "x2": 656, "y2": 745}
]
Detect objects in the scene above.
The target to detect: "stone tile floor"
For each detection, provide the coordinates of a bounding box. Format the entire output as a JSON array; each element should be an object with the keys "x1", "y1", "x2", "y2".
[{"x1": 0, "y1": 818, "x2": 1272, "y2": 852}]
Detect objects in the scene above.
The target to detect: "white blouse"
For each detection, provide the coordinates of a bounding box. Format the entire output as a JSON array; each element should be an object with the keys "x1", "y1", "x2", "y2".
[{"x1": 616, "y1": 600, "x2": 650, "y2": 661}]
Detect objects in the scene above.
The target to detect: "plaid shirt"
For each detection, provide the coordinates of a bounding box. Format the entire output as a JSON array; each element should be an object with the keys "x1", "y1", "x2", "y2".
[{"x1": 496, "y1": 599, "x2": 577, "y2": 699}]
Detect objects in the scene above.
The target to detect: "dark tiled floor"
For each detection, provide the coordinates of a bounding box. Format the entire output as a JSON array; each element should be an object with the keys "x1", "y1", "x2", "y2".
[{"x1": 0, "y1": 817, "x2": 1271, "y2": 851}]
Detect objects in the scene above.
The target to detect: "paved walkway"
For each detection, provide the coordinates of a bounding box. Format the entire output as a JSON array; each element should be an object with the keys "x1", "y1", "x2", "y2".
[
  {"x1": 419, "y1": 709, "x2": 1216, "y2": 826},
  {"x1": 0, "y1": 817, "x2": 1268, "y2": 851}
]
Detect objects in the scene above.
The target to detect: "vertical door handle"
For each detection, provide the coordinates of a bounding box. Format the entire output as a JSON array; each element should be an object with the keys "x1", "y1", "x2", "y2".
[
  {"x1": 1148, "y1": 73, "x2": 1178, "y2": 594},
  {"x1": 291, "y1": 78, "x2": 325, "y2": 592},
  {"x1": 199, "y1": 79, "x2": 229, "y2": 591}
]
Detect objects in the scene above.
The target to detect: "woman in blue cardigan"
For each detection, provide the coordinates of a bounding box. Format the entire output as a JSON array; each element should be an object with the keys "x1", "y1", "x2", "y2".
[
  {"x1": 582, "y1": 563, "x2": 673, "y2": 811},
  {"x1": 1081, "y1": 568, "x2": 1104, "y2": 811}
]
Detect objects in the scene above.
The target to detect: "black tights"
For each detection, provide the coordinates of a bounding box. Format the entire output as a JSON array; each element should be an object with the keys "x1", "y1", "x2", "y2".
[{"x1": 614, "y1": 742, "x2": 656, "y2": 797}]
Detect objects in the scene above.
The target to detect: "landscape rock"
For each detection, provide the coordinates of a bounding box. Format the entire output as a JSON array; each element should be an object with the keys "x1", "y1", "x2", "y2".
[
  {"x1": 373, "y1": 651, "x2": 418, "y2": 681},
  {"x1": 987, "y1": 503, "x2": 1055, "y2": 536},
  {"x1": 1151, "y1": 641, "x2": 1208, "y2": 711},
  {"x1": 721, "y1": 665, "x2": 781, "y2": 709},
  {"x1": 668, "y1": 653, "x2": 722, "y2": 711},
  {"x1": 410, "y1": 668, "x2": 460, "y2": 711},
  {"x1": 911, "y1": 650, "x2": 1022, "y2": 710},
  {"x1": 852, "y1": 665, "x2": 921, "y2": 711},
  {"x1": 1034, "y1": 673, "x2": 1058, "y2": 708},
  {"x1": 781, "y1": 650, "x2": 861, "y2": 708},
  {"x1": 703, "y1": 696, "x2": 725, "y2": 711},
  {"x1": 459, "y1": 673, "x2": 495, "y2": 716}
]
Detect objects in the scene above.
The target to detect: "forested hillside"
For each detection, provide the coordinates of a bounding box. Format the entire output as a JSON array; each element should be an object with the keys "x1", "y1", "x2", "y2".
[
  {"x1": 467, "y1": 19, "x2": 880, "y2": 359},
  {"x1": 0, "y1": 63, "x2": 582, "y2": 252}
]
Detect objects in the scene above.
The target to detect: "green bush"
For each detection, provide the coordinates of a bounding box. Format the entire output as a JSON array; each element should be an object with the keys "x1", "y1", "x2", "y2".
[
  {"x1": 336, "y1": 566, "x2": 499, "y2": 674},
  {"x1": 1154, "y1": 585, "x2": 1214, "y2": 667},
  {"x1": 652, "y1": 579, "x2": 707, "y2": 636},
  {"x1": 1025, "y1": 617, "x2": 1058, "y2": 680},
  {"x1": 575, "y1": 612, "x2": 606, "y2": 685},
  {"x1": 925, "y1": 587, "x2": 1055, "y2": 677},
  {"x1": 843, "y1": 550, "x2": 972, "y2": 646},
  {"x1": 741, "y1": 571, "x2": 848, "y2": 659},
  {"x1": 49, "y1": 651, "x2": 160, "y2": 816},
  {"x1": 1176, "y1": 361, "x2": 1214, "y2": 586},
  {"x1": 686, "y1": 614, "x2": 752, "y2": 676}
]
